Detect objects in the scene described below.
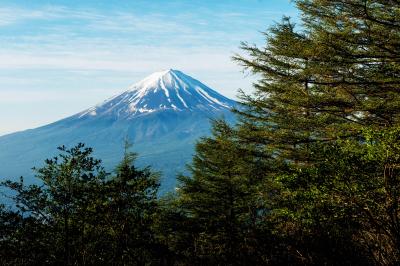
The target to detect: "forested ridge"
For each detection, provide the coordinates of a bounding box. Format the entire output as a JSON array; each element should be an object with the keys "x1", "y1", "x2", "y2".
[{"x1": 1, "y1": 0, "x2": 400, "y2": 265}]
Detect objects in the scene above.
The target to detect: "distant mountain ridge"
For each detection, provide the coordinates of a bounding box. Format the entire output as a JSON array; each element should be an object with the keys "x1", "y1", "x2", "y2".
[{"x1": 0, "y1": 70, "x2": 237, "y2": 192}]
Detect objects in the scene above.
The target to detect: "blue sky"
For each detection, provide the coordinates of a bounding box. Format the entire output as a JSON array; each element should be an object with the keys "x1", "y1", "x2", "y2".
[{"x1": 0, "y1": 0, "x2": 299, "y2": 136}]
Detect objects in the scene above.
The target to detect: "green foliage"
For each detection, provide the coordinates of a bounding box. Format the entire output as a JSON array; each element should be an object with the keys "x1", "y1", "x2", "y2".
[
  {"x1": 1, "y1": 143, "x2": 108, "y2": 264},
  {"x1": 157, "y1": 120, "x2": 298, "y2": 265},
  {"x1": 274, "y1": 127, "x2": 400, "y2": 264},
  {"x1": 0, "y1": 143, "x2": 161, "y2": 265},
  {"x1": 103, "y1": 140, "x2": 161, "y2": 264},
  {"x1": 228, "y1": 0, "x2": 400, "y2": 264},
  {"x1": 174, "y1": 120, "x2": 268, "y2": 264}
]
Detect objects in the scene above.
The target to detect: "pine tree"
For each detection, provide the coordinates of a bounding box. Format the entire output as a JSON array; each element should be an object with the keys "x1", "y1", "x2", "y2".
[
  {"x1": 233, "y1": 0, "x2": 400, "y2": 263},
  {"x1": 103, "y1": 141, "x2": 160, "y2": 265},
  {"x1": 1, "y1": 143, "x2": 108, "y2": 265},
  {"x1": 175, "y1": 120, "x2": 271, "y2": 265},
  {"x1": 0, "y1": 142, "x2": 163, "y2": 265},
  {"x1": 234, "y1": 17, "x2": 323, "y2": 165},
  {"x1": 234, "y1": 0, "x2": 400, "y2": 165},
  {"x1": 295, "y1": 0, "x2": 400, "y2": 128}
]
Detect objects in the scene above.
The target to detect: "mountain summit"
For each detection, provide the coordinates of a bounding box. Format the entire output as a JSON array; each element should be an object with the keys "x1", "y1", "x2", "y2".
[
  {"x1": 76, "y1": 69, "x2": 236, "y2": 120},
  {"x1": 0, "y1": 70, "x2": 237, "y2": 191}
]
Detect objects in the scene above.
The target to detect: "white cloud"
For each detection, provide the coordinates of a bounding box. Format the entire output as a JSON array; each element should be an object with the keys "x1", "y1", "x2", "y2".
[
  {"x1": 0, "y1": 6, "x2": 66, "y2": 26},
  {"x1": 0, "y1": 2, "x2": 287, "y2": 134},
  {"x1": 0, "y1": 5, "x2": 255, "y2": 75},
  {"x1": 0, "y1": 45, "x2": 241, "y2": 74}
]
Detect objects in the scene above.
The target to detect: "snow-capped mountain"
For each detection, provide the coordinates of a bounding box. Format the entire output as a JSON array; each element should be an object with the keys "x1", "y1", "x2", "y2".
[
  {"x1": 0, "y1": 70, "x2": 237, "y2": 192},
  {"x1": 76, "y1": 69, "x2": 235, "y2": 120}
]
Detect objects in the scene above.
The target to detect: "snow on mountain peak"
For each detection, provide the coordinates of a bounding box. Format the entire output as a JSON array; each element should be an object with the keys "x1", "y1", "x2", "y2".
[{"x1": 77, "y1": 69, "x2": 236, "y2": 120}]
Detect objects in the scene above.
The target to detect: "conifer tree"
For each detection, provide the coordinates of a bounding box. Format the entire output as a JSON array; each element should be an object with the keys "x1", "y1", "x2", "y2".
[
  {"x1": 104, "y1": 141, "x2": 160, "y2": 265},
  {"x1": 1, "y1": 143, "x2": 108, "y2": 265},
  {"x1": 233, "y1": 0, "x2": 400, "y2": 263},
  {"x1": 176, "y1": 120, "x2": 271, "y2": 265},
  {"x1": 295, "y1": 0, "x2": 400, "y2": 128},
  {"x1": 0, "y1": 143, "x2": 162, "y2": 265},
  {"x1": 234, "y1": 18, "x2": 322, "y2": 165},
  {"x1": 234, "y1": 0, "x2": 400, "y2": 165}
]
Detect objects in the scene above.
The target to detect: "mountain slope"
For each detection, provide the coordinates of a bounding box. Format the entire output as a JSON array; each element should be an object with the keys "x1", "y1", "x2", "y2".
[
  {"x1": 75, "y1": 69, "x2": 235, "y2": 120},
  {"x1": 0, "y1": 69, "x2": 236, "y2": 192}
]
